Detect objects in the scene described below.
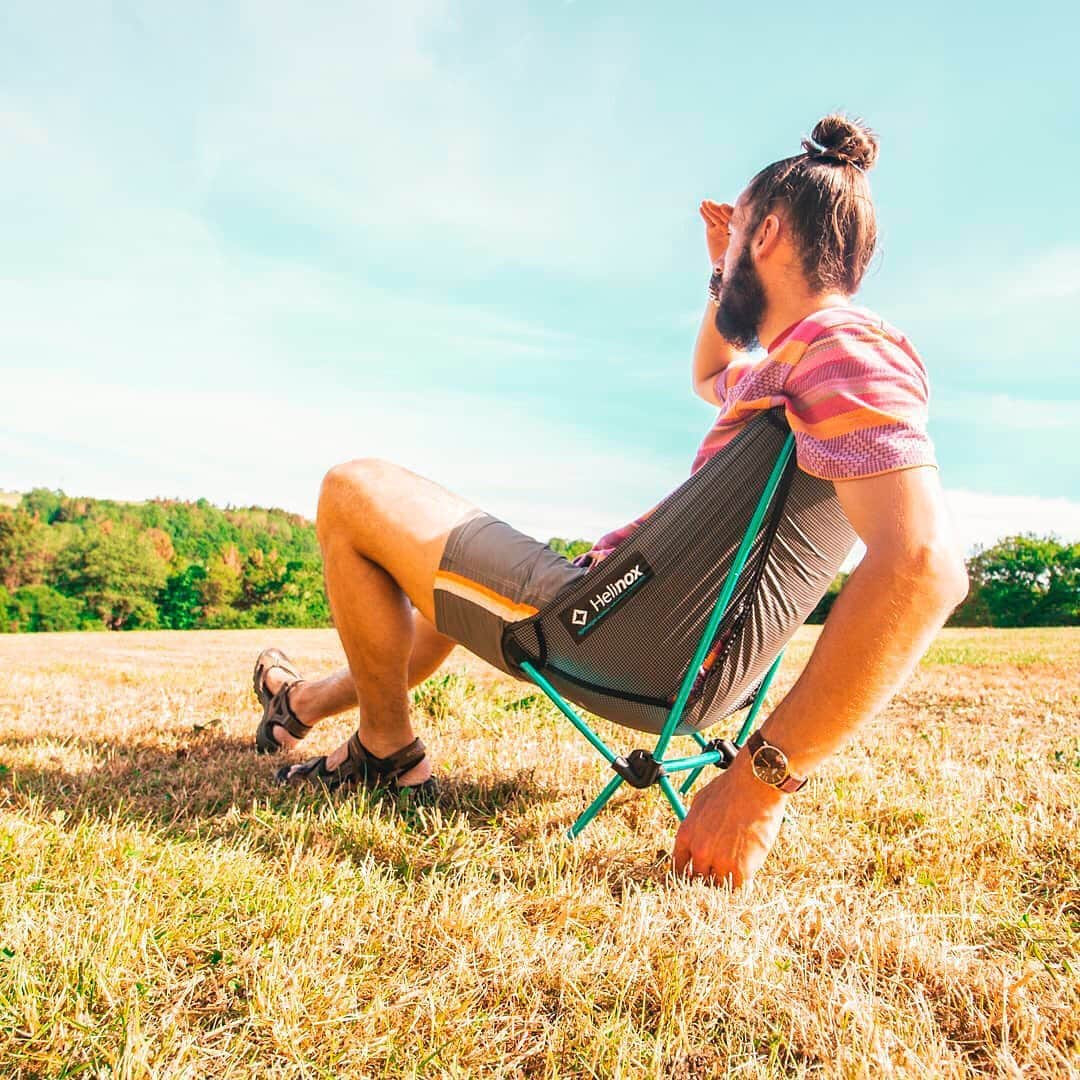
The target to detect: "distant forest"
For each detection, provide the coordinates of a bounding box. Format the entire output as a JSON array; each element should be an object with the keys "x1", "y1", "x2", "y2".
[
  {"x1": 1, "y1": 489, "x2": 327, "y2": 632},
  {"x1": 0, "y1": 489, "x2": 1076, "y2": 631}
]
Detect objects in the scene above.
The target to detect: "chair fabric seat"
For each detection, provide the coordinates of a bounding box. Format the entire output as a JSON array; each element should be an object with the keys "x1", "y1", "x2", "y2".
[{"x1": 502, "y1": 409, "x2": 855, "y2": 735}]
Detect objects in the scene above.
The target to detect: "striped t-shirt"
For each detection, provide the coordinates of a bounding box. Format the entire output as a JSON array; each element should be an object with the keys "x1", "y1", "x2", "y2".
[{"x1": 577, "y1": 305, "x2": 937, "y2": 565}]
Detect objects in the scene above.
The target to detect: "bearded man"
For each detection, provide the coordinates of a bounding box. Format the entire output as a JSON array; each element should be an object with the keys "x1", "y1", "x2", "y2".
[{"x1": 251, "y1": 113, "x2": 968, "y2": 886}]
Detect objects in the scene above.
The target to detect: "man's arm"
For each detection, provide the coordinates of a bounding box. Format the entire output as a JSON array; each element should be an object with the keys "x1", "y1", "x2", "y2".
[
  {"x1": 692, "y1": 200, "x2": 741, "y2": 405},
  {"x1": 673, "y1": 464, "x2": 969, "y2": 885},
  {"x1": 692, "y1": 301, "x2": 740, "y2": 406},
  {"x1": 756, "y1": 466, "x2": 968, "y2": 773}
]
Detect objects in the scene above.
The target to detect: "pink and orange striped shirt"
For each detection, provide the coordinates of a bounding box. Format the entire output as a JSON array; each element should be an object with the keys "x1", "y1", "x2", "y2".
[{"x1": 578, "y1": 305, "x2": 937, "y2": 565}]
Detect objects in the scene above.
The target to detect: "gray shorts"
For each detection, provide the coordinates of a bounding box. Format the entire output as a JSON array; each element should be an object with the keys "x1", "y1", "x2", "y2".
[{"x1": 433, "y1": 512, "x2": 588, "y2": 676}]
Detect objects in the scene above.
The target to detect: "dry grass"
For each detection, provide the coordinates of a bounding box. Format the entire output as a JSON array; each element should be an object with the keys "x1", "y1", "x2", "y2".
[{"x1": 0, "y1": 627, "x2": 1077, "y2": 1078}]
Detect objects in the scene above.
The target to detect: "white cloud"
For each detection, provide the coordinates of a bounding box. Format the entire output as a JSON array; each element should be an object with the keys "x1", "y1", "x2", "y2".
[
  {"x1": 0, "y1": 371, "x2": 679, "y2": 545},
  {"x1": 944, "y1": 488, "x2": 1080, "y2": 554},
  {"x1": 837, "y1": 486, "x2": 1080, "y2": 574},
  {"x1": 0, "y1": 258, "x2": 578, "y2": 383},
  {"x1": 6, "y1": 362, "x2": 1078, "y2": 561},
  {"x1": 883, "y1": 245, "x2": 1080, "y2": 335},
  {"x1": 933, "y1": 393, "x2": 1079, "y2": 431},
  {"x1": 1012, "y1": 247, "x2": 1080, "y2": 301},
  {"x1": 2, "y1": 2, "x2": 1077, "y2": 573},
  {"x1": 0, "y1": 104, "x2": 47, "y2": 149},
  {"x1": 2, "y1": 3, "x2": 676, "y2": 284},
  {"x1": 186, "y1": 2, "x2": 668, "y2": 278}
]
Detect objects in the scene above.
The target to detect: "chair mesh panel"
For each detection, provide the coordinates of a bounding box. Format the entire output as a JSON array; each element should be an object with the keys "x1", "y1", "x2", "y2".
[{"x1": 503, "y1": 409, "x2": 855, "y2": 735}]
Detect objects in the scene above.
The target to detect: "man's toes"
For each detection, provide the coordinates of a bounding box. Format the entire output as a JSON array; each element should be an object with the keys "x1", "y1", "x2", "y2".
[{"x1": 262, "y1": 664, "x2": 290, "y2": 696}]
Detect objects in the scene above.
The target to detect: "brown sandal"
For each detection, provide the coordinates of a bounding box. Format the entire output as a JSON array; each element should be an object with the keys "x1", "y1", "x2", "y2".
[
  {"x1": 276, "y1": 732, "x2": 437, "y2": 802},
  {"x1": 253, "y1": 648, "x2": 311, "y2": 755}
]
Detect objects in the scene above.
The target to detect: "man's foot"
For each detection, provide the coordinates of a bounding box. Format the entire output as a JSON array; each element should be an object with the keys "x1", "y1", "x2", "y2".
[
  {"x1": 253, "y1": 649, "x2": 313, "y2": 754},
  {"x1": 277, "y1": 731, "x2": 435, "y2": 797}
]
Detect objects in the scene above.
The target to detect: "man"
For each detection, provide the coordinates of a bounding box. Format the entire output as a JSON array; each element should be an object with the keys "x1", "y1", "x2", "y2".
[{"x1": 253, "y1": 114, "x2": 969, "y2": 886}]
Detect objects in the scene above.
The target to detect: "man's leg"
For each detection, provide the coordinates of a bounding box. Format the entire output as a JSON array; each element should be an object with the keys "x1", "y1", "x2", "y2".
[
  {"x1": 261, "y1": 610, "x2": 457, "y2": 750},
  {"x1": 282, "y1": 458, "x2": 480, "y2": 784}
]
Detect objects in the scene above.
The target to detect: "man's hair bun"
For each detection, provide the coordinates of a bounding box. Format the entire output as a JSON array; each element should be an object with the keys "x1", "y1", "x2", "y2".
[
  {"x1": 745, "y1": 111, "x2": 880, "y2": 293},
  {"x1": 801, "y1": 113, "x2": 879, "y2": 172}
]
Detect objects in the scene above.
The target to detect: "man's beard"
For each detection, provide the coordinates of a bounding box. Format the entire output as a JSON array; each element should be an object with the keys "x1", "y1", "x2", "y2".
[{"x1": 714, "y1": 243, "x2": 767, "y2": 351}]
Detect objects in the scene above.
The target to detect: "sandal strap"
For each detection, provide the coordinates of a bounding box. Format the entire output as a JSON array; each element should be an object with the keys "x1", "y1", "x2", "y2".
[
  {"x1": 346, "y1": 733, "x2": 427, "y2": 786},
  {"x1": 278, "y1": 734, "x2": 428, "y2": 793},
  {"x1": 276, "y1": 754, "x2": 335, "y2": 786},
  {"x1": 257, "y1": 647, "x2": 302, "y2": 681},
  {"x1": 254, "y1": 648, "x2": 303, "y2": 704},
  {"x1": 268, "y1": 682, "x2": 311, "y2": 739}
]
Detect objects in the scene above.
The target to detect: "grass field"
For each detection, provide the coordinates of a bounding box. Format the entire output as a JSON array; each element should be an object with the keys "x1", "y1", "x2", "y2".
[{"x1": 1, "y1": 627, "x2": 1077, "y2": 1078}]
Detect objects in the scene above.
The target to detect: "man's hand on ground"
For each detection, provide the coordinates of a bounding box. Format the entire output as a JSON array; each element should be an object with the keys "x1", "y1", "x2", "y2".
[{"x1": 672, "y1": 753, "x2": 786, "y2": 887}]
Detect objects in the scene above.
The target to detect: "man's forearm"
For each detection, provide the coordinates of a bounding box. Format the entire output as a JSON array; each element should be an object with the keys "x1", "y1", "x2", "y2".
[
  {"x1": 692, "y1": 302, "x2": 740, "y2": 404},
  {"x1": 759, "y1": 548, "x2": 967, "y2": 777}
]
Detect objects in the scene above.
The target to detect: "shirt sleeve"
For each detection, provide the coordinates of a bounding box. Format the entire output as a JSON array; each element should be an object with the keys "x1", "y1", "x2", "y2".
[
  {"x1": 783, "y1": 322, "x2": 938, "y2": 481},
  {"x1": 711, "y1": 357, "x2": 756, "y2": 408}
]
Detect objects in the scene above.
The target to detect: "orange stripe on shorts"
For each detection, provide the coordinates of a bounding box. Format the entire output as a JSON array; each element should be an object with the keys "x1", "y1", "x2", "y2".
[{"x1": 434, "y1": 570, "x2": 539, "y2": 621}]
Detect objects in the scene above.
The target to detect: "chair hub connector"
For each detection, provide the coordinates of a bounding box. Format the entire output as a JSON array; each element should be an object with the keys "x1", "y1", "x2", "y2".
[
  {"x1": 704, "y1": 737, "x2": 739, "y2": 770},
  {"x1": 611, "y1": 749, "x2": 665, "y2": 789}
]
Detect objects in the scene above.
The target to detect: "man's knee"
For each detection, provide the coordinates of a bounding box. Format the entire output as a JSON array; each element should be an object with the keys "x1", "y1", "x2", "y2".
[{"x1": 317, "y1": 458, "x2": 393, "y2": 541}]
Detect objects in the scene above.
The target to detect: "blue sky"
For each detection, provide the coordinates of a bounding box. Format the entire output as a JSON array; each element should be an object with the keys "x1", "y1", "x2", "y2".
[{"x1": 2, "y1": 0, "x2": 1078, "y2": 556}]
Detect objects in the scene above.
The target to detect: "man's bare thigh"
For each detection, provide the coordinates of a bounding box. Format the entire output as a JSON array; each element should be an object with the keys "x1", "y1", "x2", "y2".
[{"x1": 318, "y1": 458, "x2": 481, "y2": 624}]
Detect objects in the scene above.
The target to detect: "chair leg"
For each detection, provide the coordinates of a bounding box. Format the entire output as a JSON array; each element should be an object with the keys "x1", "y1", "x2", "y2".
[
  {"x1": 520, "y1": 661, "x2": 630, "y2": 840},
  {"x1": 734, "y1": 649, "x2": 785, "y2": 746},
  {"x1": 520, "y1": 656, "x2": 778, "y2": 837},
  {"x1": 520, "y1": 661, "x2": 617, "y2": 765},
  {"x1": 508, "y1": 433, "x2": 798, "y2": 838},
  {"x1": 677, "y1": 731, "x2": 709, "y2": 795},
  {"x1": 678, "y1": 763, "x2": 708, "y2": 797},
  {"x1": 679, "y1": 650, "x2": 786, "y2": 796},
  {"x1": 658, "y1": 775, "x2": 688, "y2": 820},
  {"x1": 567, "y1": 773, "x2": 625, "y2": 839}
]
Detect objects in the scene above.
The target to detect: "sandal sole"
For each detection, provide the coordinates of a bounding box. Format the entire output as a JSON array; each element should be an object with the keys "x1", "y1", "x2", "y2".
[{"x1": 274, "y1": 767, "x2": 438, "y2": 804}]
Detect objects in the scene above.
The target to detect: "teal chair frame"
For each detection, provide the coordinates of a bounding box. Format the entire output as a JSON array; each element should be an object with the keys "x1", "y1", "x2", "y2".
[{"x1": 518, "y1": 433, "x2": 796, "y2": 838}]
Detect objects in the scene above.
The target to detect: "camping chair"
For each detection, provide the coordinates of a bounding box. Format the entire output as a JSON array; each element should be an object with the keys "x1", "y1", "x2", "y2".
[{"x1": 502, "y1": 408, "x2": 856, "y2": 837}]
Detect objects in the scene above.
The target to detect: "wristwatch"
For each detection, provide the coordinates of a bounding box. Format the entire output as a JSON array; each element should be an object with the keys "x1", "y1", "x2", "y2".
[
  {"x1": 707, "y1": 266, "x2": 724, "y2": 306},
  {"x1": 746, "y1": 730, "x2": 808, "y2": 793}
]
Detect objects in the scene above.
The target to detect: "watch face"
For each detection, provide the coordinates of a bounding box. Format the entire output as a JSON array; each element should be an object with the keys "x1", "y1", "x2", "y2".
[{"x1": 751, "y1": 743, "x2": 789, "y2": 787}]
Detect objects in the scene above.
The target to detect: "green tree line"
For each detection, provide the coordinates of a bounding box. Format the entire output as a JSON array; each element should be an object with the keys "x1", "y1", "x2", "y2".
[
  {"x1": 807, "y1": 534, "x2": 1079, "y2": 626},
  {"x1": 1, "y1": 490, "x2": 1076, "y2": 631},
  {"x1": 0, "y1": 489, "x2": 329, "y2": 632}
]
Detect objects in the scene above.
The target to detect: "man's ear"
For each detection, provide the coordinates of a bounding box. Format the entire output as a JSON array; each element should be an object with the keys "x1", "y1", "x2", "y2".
[{"x1": 752, "y1": 213, "x2": 784, "y2": 259}]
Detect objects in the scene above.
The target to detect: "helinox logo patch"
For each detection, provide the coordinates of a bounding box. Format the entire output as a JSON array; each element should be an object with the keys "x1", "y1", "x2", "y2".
[{"x1": 558, "y1": 551, "x2": 654, "y2": 641}]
